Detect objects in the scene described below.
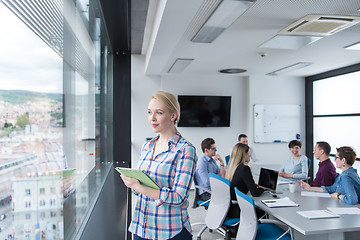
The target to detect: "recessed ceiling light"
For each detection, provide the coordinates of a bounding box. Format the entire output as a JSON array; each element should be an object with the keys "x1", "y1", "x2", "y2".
[
  {"x1": 167, "y1": 58, "x2": 194, "y2": 73},
  {"x1": 344, "y1": 41, "x2": 360, "y2": 50},
  {"x1": 267, "y1": 62, "x2": 313, "y2": 76},
  {"x1": 219, "y1": 68, "x2": 247, "y2": 74},
  {"x1": 192, "y1": 0, "x2": 257, "y2": 43},
  {"x1": 259, "y1": 35, "x2": 322, "y2": 50}
]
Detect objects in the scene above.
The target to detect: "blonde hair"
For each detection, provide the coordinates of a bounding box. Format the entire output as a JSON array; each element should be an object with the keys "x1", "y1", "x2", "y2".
[
  {"x1": 150, "y1": 91, "x2": 180, "y2": 124},
  {"x1": 225, "y1": 143, "x2": 249, "y2": 181}
]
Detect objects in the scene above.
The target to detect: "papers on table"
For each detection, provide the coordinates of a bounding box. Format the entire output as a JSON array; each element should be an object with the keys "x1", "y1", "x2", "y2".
[
  {"x1": 327, "y1": 207, "x2": 360, "y2": 215},
  {"x1": 297, "y1": 208, "x2": 360, "y2": 219},
  {"x1": 278, "y1": 179, "x2": 292, "y2": 185},
  {"x1": 301, "y1": 191, "x2": 331, "y2": 198},
  {"x1": 297, "y1": 210, "x2": 340, "y2": 219},
  {"x1": 261, "y1": 197, "x2": 299, "y2": 208}
]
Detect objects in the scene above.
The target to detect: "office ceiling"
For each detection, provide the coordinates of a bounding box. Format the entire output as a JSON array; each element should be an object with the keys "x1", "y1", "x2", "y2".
[{"x1": 131, "y1": 0, "x2": 360, "y2": 77}]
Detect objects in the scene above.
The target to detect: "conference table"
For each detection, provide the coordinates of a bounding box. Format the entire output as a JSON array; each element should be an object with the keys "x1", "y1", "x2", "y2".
[{"x1": 250, "y1": 164, "x2": 360, "y2": 240}]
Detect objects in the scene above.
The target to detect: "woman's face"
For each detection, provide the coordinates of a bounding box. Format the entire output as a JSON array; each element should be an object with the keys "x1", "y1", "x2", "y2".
[
  {"x1": 148, "y1": 98, "x2": 176, "y2": 134},
  {"x1": 334, "y1": 153, "x2": 343, "y2": 169},
  {"x1": 290, "y1": 145, "x2": 301, "y2": 156}
]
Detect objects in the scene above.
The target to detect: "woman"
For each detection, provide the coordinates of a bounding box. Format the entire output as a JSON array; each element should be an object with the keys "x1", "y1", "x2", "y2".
[
  {"x1": 120, "y1": 91, "x2": 197, "y2": 240},
  {"x1": 226, "y1": 143, "x2": 265, "y2": 218},
  {"x1": 279, "y1": 140, "x2": 308, "y2": 179},
  {"x1": 301, "y1": 146, "x2": 360, "y2": 205}
]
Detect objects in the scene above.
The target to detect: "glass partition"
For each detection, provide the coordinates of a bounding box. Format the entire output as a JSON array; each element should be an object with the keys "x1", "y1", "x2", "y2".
[{"x1": 0, "y1": 0, "x2": 113, "y2": 239}]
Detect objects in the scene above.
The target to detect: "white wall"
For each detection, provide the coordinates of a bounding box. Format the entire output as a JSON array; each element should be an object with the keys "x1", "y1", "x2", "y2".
[
  {"x1": 131, "y1": 55, "x2": 306, "y2": 168},
  {"x1": 247, "y1": 75, "x2": 306, "y2": 166}
]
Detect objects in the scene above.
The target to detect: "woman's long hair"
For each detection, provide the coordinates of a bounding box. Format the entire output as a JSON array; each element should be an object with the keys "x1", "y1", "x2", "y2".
[{"x1": 225, "y1": 143, "x2": 249, "y2": 181}]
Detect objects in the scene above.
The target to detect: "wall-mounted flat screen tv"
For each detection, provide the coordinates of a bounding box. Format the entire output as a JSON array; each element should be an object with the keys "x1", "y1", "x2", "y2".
[{"x1": 177, "y1": 95, "x2": 231, "y2": 127}]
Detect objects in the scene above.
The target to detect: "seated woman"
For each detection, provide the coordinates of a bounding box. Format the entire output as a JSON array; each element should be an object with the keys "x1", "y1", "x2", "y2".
[
  {"x1": 225, "y1": 143, "x2": 265, "y2": 218},
  {"x1": 301, "y1": 146, "x2": 360, "y2": 205},
  {"x1": 279, "y1": 140, "x2": 308, "y2": 179}
]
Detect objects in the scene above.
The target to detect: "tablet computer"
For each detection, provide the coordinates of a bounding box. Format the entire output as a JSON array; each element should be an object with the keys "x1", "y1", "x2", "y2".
[{"x1": 115, "y1": 167, "x2": 160, "y2": 190}]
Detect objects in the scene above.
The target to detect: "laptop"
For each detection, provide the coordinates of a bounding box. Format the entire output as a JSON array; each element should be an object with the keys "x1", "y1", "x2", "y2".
[{"x1": 258, "y1": 167, "x2": 279, "y2": 193}]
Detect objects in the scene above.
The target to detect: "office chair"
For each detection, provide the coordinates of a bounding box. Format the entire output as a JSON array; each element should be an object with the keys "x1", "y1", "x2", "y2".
[
  {"x1": 192, "y1": 176, "x2": 210, "y2": 209},
  {"x1": 191, "y1": 176, "x2": 212, "y2": 239},
  {"x1": 225, "y1": 155, "x2": 230, "y2": 166},
  {"x1": 193, "y1": 173, "x2": 239, "y2": 240},
  {"x1": 234, "y1": 187, "x2": 292, "y2": 240}
]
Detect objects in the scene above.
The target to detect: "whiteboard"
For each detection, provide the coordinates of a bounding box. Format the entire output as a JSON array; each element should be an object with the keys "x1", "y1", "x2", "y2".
[{"x1": 254, "y1": 104, "x2": 301, "y2": 143}]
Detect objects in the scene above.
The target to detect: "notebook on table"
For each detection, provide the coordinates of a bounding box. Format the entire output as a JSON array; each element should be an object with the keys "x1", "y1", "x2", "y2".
[{"x1": 258, "y1": 167, "x2": 279, "y2": 193}]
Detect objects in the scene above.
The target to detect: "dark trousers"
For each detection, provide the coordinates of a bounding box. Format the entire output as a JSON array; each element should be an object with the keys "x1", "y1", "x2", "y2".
[
  {"x1": 199, "y1": 192, "x2": 211, "y2": 201},
  {"x1": 133, "y1": 227, "x2": 192, "y2": 240}
]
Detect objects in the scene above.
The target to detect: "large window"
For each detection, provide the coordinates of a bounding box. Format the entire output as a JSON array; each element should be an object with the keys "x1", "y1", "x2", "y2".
[
  {"x1": 308, "y1": 65, "x2": 360, "y2": 174},
  {"x1": 0, "y1": 0, "x2": 113, "y2": 239}
]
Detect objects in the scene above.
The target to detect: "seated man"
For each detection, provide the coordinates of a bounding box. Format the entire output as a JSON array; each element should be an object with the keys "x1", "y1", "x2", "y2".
[
  {"x1": 238, "y1": 134, "x2": 260, "y2": 163},
  {"x1": 311, "y1": 141, "x2": 337, "y2": 187},
  {"x1": 194, "y1": 138, "x2": 225, "y2": 201}
]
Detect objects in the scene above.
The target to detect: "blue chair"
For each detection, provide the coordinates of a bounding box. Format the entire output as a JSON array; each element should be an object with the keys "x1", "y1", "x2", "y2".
[
  {"x1": 192, "y1": 176, "x2": 210, "y2": 209},
  {"x1": 234, "y1": 187, "x2": 292, "y2": 240},
  {"x1": 191, "y1": 177, "x2": 212, "y2": 239},
  {"x1": 193, "y1": 173, "x2": 239, "y2": 240},
  {"x1": 308, "y1": 157, "x2": 311, "y2": 168},
  {"x1": 225, "y1": 155, "x2": 230, "y2": 166}
]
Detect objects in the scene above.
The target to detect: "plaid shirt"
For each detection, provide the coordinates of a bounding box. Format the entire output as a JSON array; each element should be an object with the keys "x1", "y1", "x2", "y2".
[{"x1": 129, "y1": 132, "x2": 197, "y2": 239}]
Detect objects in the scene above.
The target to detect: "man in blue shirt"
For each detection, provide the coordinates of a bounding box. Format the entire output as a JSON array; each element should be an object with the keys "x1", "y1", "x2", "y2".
[{"x1": 194, "y1": 138, "x2": 226, "y2": 201}]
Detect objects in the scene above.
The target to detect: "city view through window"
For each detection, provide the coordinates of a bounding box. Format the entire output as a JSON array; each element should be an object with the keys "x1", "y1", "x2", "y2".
[{"x1": 0, "y1": 1, "x2": 112, "y2": 239}]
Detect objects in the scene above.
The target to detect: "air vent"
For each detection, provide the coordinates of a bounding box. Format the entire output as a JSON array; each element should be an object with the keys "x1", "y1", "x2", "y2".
[{"x1": 279, "y1": 14, "x2": 360, "y2": 36}]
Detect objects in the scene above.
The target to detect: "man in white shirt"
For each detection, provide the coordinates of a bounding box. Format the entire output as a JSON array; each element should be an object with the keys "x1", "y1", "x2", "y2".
[{"x1": 238, "y1": 134, "x2": 260, "y2": 163}]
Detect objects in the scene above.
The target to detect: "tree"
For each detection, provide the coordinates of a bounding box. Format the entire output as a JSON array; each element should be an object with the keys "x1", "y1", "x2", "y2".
[
  {"x1": 16, "y1": 112, "x2": 30, "y2": 128},
  {"x1": 4, "y1": 121, "x2": 13, "y2": 128}
]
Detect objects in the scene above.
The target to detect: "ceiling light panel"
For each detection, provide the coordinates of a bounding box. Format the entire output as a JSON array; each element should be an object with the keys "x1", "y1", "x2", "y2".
[
  {"x1": 345, "y1": 41, "x2": 360, "y2": 50},
  {"x1": 267, "y1": 62, "x2": 313, "y2": 76},
  {"x1": 192, "y1": 0, "x2": 256, "y2": 43},
  {"x1": 167, "y1": 58, "x2": 194, "y2": 73},
  {"x1": 259, "y1": 35, "x2": 322, "y2": 50}
]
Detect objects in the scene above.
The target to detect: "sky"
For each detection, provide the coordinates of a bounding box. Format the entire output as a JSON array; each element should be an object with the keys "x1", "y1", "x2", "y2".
[{"x1": 0, "y1": 3, "x2": 63, "y2": 94}]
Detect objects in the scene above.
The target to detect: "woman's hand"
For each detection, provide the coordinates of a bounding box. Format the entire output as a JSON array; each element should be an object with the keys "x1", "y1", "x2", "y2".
[
  {"x1": 279, "y1": 171, "x2": 293, "y2": 178},
  {"x1": 330, "y1": 192, "x2": 343, "y2": 200},
  {"x1": 121, "y1": 175, "x2": 141, "y2": 191},
  {"x1": 256, "y1": 184, "x2": 267, "y2": 190},
  {"x1": 299, "y1": 181, "x2": 324, "y2": 193},
  {"x1": 299, "y1": 181, "x2": 311, "y2": 191},
  {"x1": 121, "y1": 174, "x2": 160, "y2": 199}
]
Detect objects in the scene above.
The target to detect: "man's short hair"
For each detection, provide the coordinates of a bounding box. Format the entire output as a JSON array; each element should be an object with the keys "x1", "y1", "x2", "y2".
[
  {"x1": 238, "y1": 134, "x2": 247, "y2": 141},
  {"x1": 316, "y1": 141, "x2": 331, "y2": 156},
  {"x1": 288, "y1": 140, "x2": 302, "y2": 149},
  {"x1": 201, "y1": 138, "x2": 215, "y2": 153}
]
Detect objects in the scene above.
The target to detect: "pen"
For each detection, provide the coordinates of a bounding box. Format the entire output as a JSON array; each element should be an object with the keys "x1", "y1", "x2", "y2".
[
  {"x1": 264, "y1": 200, "x2": 276, "y2": 203},
  {"x1": 301, "y1": 177, "x2": 311, "y2": 181}
]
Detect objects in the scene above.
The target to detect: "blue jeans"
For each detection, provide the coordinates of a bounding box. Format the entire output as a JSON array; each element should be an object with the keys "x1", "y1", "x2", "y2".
[{"x1": 133, "y1": 228, "x2": 192, "y2": 240}]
